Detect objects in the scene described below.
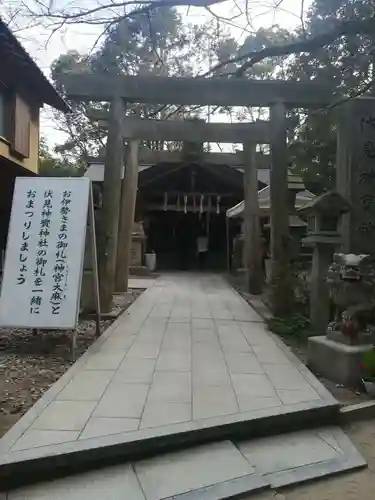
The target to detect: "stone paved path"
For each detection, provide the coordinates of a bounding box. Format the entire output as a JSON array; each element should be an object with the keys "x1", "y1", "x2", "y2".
[
  {"x1": 0, "y1": 274, "x2": 336, "y2": 457},
  {"x1": 5, "y1": 426, "x2": 366, "y2": 499}
]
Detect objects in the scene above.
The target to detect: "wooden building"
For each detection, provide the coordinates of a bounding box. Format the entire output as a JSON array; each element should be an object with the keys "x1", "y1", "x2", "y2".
[
  {"x1": 0, "y1": 19, "x2": 68, "y2": 258},
  {"x1": 86, "y1": 149, "x2": 269, "y2": 270}
]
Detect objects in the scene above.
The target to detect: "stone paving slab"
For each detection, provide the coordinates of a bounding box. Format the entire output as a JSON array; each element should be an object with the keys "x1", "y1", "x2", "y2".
[
  {"x1": 7, "y1": 464, "x2": 145, "y2": 500},
  {"x1": 135, "y1": 440, "x2": 255, "y2": 500},
  {"x1": 5, "y1": 427, "x2": 366, "y2": 499},
  {"x1": 0, "y1": 274, "x2": 339, "y2": 486}
]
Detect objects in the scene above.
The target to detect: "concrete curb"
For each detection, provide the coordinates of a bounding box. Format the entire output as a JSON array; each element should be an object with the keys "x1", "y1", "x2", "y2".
[
  {"x1": 340, "y1": 401, "x2": 375, "y2": 424},
  {"x1": 0, "y1": 401, "x2": 339, "y2": 491}
]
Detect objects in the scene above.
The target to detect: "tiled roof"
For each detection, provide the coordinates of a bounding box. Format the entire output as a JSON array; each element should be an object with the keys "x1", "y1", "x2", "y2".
[{"x1": 0, "y1": 18, "x2": 69, "y2": 112}]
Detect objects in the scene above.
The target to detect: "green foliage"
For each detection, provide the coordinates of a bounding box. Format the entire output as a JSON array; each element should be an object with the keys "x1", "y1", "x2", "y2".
[
  {"x1": 47, "y1": 0, "x2": 375, "y2": 187},
  {"x1": 50, "y1": 51, "x2": 107, "y2": 161},
  {"x1": 288, "y1": 0, "x2": 375, "y2": 194},
  {"x1": 292, "y1": 267, "x2": 310, "y2": 314},
  {"x1": 51, "y1": 9, "x2": 233, "y2": 157},
  {"x1": 268, "y1": 260, "x2": 296, "y2": 317},
  {"x1": 267, "y1": 314, "x2": 310, "y2": 338},
  {"x1": 239, "y1": 26, "x2": 293, "y2": 79},
  {"x1": 89, "y1": 8, "x2": 193, "y2": 78},
  {"x1": 51, "y1": 19, "x2": 295, "y2": 159},
  {"x1": 214, "y1": 26, "x2": 294, "y2": 123},
  {"x1": 289, "y1": 113, "x2": 337, "y2": 195},
  {"x1": 214, "y1": 25, "x2": 293, "y2": 80},
  {"x1": 39, "y1": 137, "x2": 85, "y2": 177},
  {"x1": 361, "y1": 349, "x2": 375, "y2": 380}
]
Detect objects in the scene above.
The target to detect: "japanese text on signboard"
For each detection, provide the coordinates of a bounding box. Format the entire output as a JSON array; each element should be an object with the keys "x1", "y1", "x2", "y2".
[{"x1": 0, "y1": 178, "x2": 90, "y2": 329}]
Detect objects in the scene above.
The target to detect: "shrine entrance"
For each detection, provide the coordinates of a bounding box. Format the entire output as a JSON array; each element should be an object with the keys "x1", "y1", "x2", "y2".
[
  {"x1": 146, "y1": 210, "x2": 231, "y2": 270},
  {"x1": 138, "y1": 161, "x2": 247, "y2": 271}
]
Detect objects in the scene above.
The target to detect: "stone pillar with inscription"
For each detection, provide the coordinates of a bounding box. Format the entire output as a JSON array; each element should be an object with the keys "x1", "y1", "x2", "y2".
[
  {"x1": 336, "y1": 97, "x2": 375, "y2": 256},
  {"x1": 129, "y1": 221, "x2": 149, "y2": 276}
]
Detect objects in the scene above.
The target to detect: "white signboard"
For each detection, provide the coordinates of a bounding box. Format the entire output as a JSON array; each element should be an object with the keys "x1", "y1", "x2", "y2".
[{"x1": 0, "y1": 177, "x2": 91, "y2": 329}]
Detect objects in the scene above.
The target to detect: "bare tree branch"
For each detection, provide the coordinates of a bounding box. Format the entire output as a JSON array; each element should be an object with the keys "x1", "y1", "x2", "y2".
[
  {"x1": 23, "y1": 0, "x2": 226, "y2": 26},
  {"x1": 202, "y1": 15, "x2": 375, "y2": 77},
  {"x1": 300, "y1": 0, "x2": 306, "y2": 36},
  {"x1": 322, "y1": 76, "x2": 375, "y2": 112},
  {"x1": 204, "y1": 6, "x2": 255, "y2": 35}
]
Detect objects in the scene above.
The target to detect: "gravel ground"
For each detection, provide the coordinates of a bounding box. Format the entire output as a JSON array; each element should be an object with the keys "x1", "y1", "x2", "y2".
[
  {"x1": 248, "y1": 419, "x2": 375, "y2": 500},
  {"x1": 0, "y1": 289, "x2": 144, "y2": 437}
]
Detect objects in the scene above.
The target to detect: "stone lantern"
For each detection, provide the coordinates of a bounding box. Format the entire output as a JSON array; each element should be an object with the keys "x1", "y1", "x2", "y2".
[
  {"x1": 287, "y1": 175, "x2": 306, "y2": 213},
  {"x1": 286, "y1": 174, "x2": 307, "y2": 261},
  {"x1": 298, "y1": 191, "x2": 350, "y2": 334},
  {"x1": 300, "y1": 192, "x2": 349, "y2": 242}
]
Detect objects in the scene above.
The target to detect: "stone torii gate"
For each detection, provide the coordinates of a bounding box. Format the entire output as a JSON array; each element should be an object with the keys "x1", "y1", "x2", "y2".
[{"x1": 60, "y1": 74, "x2": 331, "y2": 313}]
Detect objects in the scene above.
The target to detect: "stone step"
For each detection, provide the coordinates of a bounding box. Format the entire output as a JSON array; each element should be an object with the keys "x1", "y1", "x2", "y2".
[
  {"x1": 4, "y1": 426, "x2": 366, "y2": 499},
  {"x1": 0, "y1": 399, "x2": 339, "y2": 491}
]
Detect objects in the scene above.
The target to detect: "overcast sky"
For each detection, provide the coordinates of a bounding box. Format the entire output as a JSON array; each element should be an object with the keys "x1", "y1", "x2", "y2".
[{"x1": 1, "y1": 0, "x2": 310, "y2": 148}]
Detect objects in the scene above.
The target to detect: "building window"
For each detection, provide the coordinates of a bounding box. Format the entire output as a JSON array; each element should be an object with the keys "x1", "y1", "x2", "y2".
[
  {"x1": 0, "y1": 85, "x2": 11, "y2": 142},
  {"x1": 0, "y1": 88, "x2": 31, "y2": 157},
  {"x1": 11, "y1": 95, "x2": 31, "y2": 158}
]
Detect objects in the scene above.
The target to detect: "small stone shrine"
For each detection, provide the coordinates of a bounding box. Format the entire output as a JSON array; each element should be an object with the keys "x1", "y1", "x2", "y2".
[
  {"x1": 308, "y1": 253, "x2": 375, "y2": 387},
  {"x1": 286, "y1": 175, "x2": 307, "y2": 261},
  {"x1": 129, "y1": 221, "x2": 149, "y2": 275}
]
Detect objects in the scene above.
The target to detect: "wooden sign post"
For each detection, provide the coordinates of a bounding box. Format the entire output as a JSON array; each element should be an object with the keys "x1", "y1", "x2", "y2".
[{"x1": 0, "y1": 177, "x2": 100, "y2": 358}]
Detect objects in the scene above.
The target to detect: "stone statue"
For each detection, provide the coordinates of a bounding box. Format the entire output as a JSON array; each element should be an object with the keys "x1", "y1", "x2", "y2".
[{"x1": 326, "y1": 253, "x2": 375, "y2": 344}]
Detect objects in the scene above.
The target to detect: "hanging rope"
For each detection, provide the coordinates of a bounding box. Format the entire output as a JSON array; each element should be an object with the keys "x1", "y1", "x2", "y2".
[{"x1": 216, "y1": 195, "x2": 221, "y2": 214}]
